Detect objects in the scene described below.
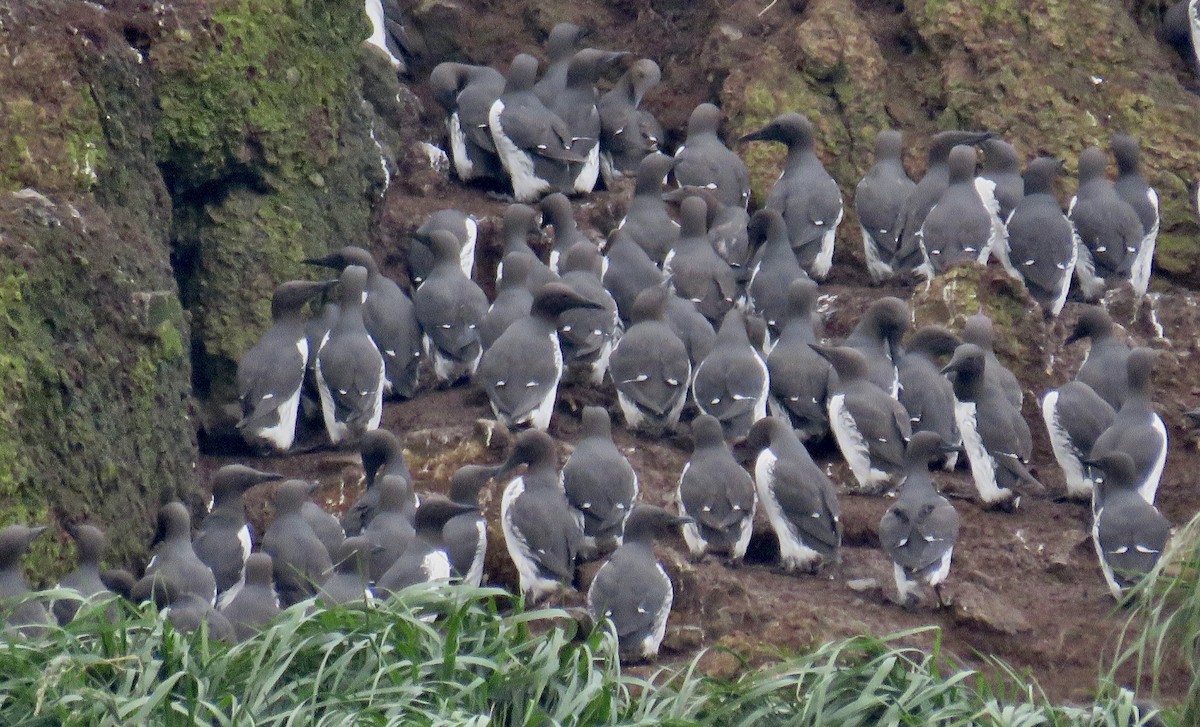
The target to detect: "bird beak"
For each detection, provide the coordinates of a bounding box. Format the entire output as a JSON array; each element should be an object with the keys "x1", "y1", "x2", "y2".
[
  {"x1": 808, "y1": 343, "x2": 835, "y2": 363},
  {"x1": 670, "y1": 515, "x2": 695, "y2": 527},
  {"x1": 939, "y1": 442, "x2": 965, "y2": 455},
  {"x1": 738, "y1": 124, "x2": 777, "y2": 144},
  {"x1": 302, "y1": 253, "x2": 343, "y2": 269},
  {"x1": 1063, "y1": 328, "x2": 1084, "y2": 346},
  {"x1": 253, "y1": 470, "x2": 286, "y2": 486}
]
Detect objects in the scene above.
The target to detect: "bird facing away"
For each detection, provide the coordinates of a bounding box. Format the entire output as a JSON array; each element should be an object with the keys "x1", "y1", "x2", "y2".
[
  {"x1": 692, "y1": 309, "x2": 770, "y2": 441},
  {"x1": 766, "y1": 279, "x2": 832, "y2": 442},
  {"x1": 193, "y1": 464, "x2": 283, "y2": 606},
  {"x1": 1000, "y1": 157, "x2": 1076, "y2": 317},
  {"x1": 261, "y1": 480, "x2": 334, "y2": 607},
  {"x1": 609, "y1": 286, "x2": 692, "y2": 436},
  {"x1": 0, "y1": 525, "x2": 50, "y2": 637},
  {"x1": 672, "y1": 103, "x2": 750, "y2": 209},
  {"x1": 54, "y1": 524, "x2": 113, "y2": 625},
  {"x1": 135, "y1": 502, "x2": 217, "y2": 607},
  {"x1": 562, "y1": 406, "x2": 639, "y2": 555},
  {"x1": 219, "y1": 552, "x2": 281, "y2": 642},
  {"x1": 1088, "y1": 451, "x2": 1170, "y2": 600},
  {"x1": 677, "y1": 414, "x2": 757, "y2": 564},
  {"x1": 856, "y1": 129, "x2": 916, "y2": 284}
]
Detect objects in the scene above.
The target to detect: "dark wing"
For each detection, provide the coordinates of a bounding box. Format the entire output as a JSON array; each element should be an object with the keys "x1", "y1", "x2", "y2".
[{"x1": 510, "y1": 493, "x2": 580, "y2": 582}]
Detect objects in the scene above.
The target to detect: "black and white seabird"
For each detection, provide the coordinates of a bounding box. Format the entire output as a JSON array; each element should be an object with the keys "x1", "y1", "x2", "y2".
[
  {"x1": 879, "y1": 431, "x2": 962, "y2": 607},
  {"x1": 1065, "y1": 305, "x2": 1130, "y2": 411},
  {"x1": 149, "y1": 578, "x2": 236, "y2": 643},
  {"x1": 135, "y1": 502, "x2": 217, "y2": 607},
  {"x1": 444, "y1": 464, "x2": 494, "y2": 587},
  {"x1": 548, "y1": 49, "x2": 626, "y2": 194},
  {"x1": 1041, "y1": 380, "x2": 1116, "y2": 501},
  {"x1": 362, "y1": 474, "x2": 417, "y2": 583},
  {"x1": 978, "y1": 138, "x2": 1024, "y2": 222},
  {"x1": 672, "y1": 103, "x2": 751, "y2": 209},
  {"x1": 745, "y1": 208, "x2": 810, "y2": 343},
  {"x1": 918, "y1": 145, "x2": 1005, "y2": 277},
  {"x1": 305, "y1": 247, "x2": 421, "y2": 400},
  {"x1": 609, "y1": 286, "x2": 692, "y2": 435},
  {"x1": 237, "y1": 280, "x2": 336, "y2": 452},
  {"x1": 693, "y1": 309, "x2": 770, "y2": 441},
  {"x1": 313, "y1": 265, "x2": 386, "y2": 444},
  {"x1": 961, "y1": 311, "x2": 1023, "y2": 408},
  {"x1": 532, "y1": 22, "x2": 590, "y2": 105},
  {"x1": 1088, "y1": 451, "x2": 1171, "y2": 599},
  {"x1": 745, "y1": 417, "x2": 841, "y2": 573},
  {"x1": 663, "y1": 195, "x2": 738, "y2": 325},
  {"x1": 364, "y1": 0, "x2": 407, "y2": 70},
  {"x1": 414, "y1": 230, "x2": 489, "y2": 385},
  {"x1": 1087, "y1": 348, "x2": 1168, "y2": 505},
  {"x1": 477, "y1": 282, "x2": 603, "y2": 431},
  {"x1": 318, "y1": 536, "x2": 375, "y2": 606},
  {"x1": 897, "y1": 326, "x2": 963, "y2": 469},
  {"x1": 378, "y1": 498, "x2": 479, "y2": 594},
  {"x1": 843, "y1": 296, "x2": 910, "y2": 398},
  {"x1": 677, "y1": 414, "x2": 757, "y2": 563},
  {"x1": 598, "y1": 59, "x2": 663, "y2": 185},
  {"x1": 495, "y1": 430, "x2": 582, "y2": 602},
  {"x1": 666, "y1": 185, "x2": 753, "y2": 276},
  {"x1": 587, "y1": 505, "x2": 690, "y2": 662},
  {"x1": 665, "y1": 292, "x2": 717, "y2": 367},
  {"x1": 615, "y1": 153, "x2": 679, "y2": 266},
  {"x1": 1162, "y1": 0, "x2": 1200, "y2": 81},
  {"x1": 563, "y1": 406, "x2": 638, "y2": 555},
  {"x1": 1112, "y1": 134, "x2": 1159, "y2": 298},
  {"x1": 429, "y1": 61, "x2": 506, "y2": 185},
  {"x1": 812, "y1": 344, "x2": 912, "y2": 494},
  {"x1": 1001, "y1": 157, "x2": 1076, "y2": 316},
  {"x1": 218, "y1": 552, "x2": 280, "y2": 640},
  {"x1": 498, "y1": 203, "x2": 558, "y2": 291},
  {"x1": 942, "y1": 343, "x2": 1044, "y2": 508},
  {"x1": 604, "y1": 228, "x2": 667, "y2": 324},
  {"x1": 1069, "y1": 146, "x2": 1145, "y2": 301},
  {"x1": 0, "y1": 525, "x2": 48, "y2": 637},
  {"x1": 856, "y1": 129, "x2": 916, "y2": 284},
  {"x1": 740, "y1": 112, "x2": 843, "y2": 280},
  {"x1": 194, "y1": 464, "x2": 283, "y2": 606},
  {"x1": 481, "y1": 254, "x2": 535, "y2": 356},
  {"x1": 541, "y1": 192, "x2": 596, "y2": 274},
  {"x1": 342, "y1": 429, "x2": 415, "y2": 536},
  {"x1": 489, "y1": 54, "x2": 585, "y2": 202},
  {"x1": 557, "y1": 243, "x2": 620, "y2": 385},
  {"x1": 261, "y1": 480, "x2": 333, "y2": 607},
  {"x1": 54, "y1": 524, "x2": 112, "y2": 625},
  {"x1": 766, "y1": 279, "x2": 832, "y2": 442},
  {"x1": 410, "y1": 208, "x2": 478, "y2": 286}
]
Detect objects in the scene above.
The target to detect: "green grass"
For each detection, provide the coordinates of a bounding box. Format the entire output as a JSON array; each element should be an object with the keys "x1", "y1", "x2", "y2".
[{"x1": 0, "y1": 586, "x2": 1162, "y2": 726}]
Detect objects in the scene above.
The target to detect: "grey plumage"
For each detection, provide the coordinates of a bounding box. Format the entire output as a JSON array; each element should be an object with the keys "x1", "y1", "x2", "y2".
[
  {"x1": 978, "y1": 138, "x2": 1024, "y2": 221},
  {"x1": 615, "y1": 153, "x2": 679, "y2": 265},
  {"x1": 609, "y1": 286, "x2": 692, "y2": 435},
  {"x1": 261, "y1": 480, "x2": 333, "y2": 606},
  {"x1": 481, "y1": 251, "x2": 536, "y2": 351},
  {"x1": 897, "y1": 326, "x2": 963, "y2": 469},
  {"x1": 1065, "y1": 305, "x2": 1130, "y2": 411},
  {"x1": 313, "y1": 265, "x2": 386, "y2": 444},
  {"x1": 54, "y1": 524, "x2": 112, "y2": 625},
  {"x1": 410, "y1": 209, "x2": 478, "y2": 286},
  {"x1": 672, "y1": 103, "x2": 750, "y2": 209},
  {"x1": 498, "y1": 203, "x2": 557, "y2": 291},
  {"x1": 663, "y1": 195, "x2": 738, "y2": 325},
  {"x1": 605, "y1": 228, "x2": 667, "y2": 324},
  {"x1": 1069, "y1": 146, "x2": 1144, "y2": 301},
  {"x1": 532, "y1": 23, "x2": 590, "y2": 106},
  {"x1": 542, "y1": 192, "x2": 596, "y2": 274},
  {"x1": 961, "y1": 312, "x2": 1023, "y2": 408},
  {"x1": 563, "y1": 407, "x2": 638, "y2": 554},
  {"x1": 677, "y1": 414, "x2": 757, "y2": 563},
  {"x1": 414, "y1": 230, "x2": 489, "y2": 385},
  {"x1": 693, "y1": 309, "x2": 770, "y2": 441},
  {"x1": 548, "y1": 49, "x2": 625, "y2": 194},
  {"x1": 318, "y1": 536, "x2": 376, "y2": 606},
  {"x1": 856, "y1": 129, "x2": 916, "y2": 284},
  {"x1": 0, "y1": 525, "x2": 49, "y2": 636},
  {"x1": 766, "y1": 279, "x2": 832, "y2": 442},
  {"x1": 919, "y1": 145, "x2": 1002, "y2": 276},
  {"x1": 219, "y1": 552, "x2": 281, "y2": 641},
  {"x1": 1087, "y1": 348, "x2": 1168, "y2": 506},
  {"x1": 844, "y1": 296, "x2": 910, "y2": 398},
  {"x1": 378, "y1": 497, "x2": 477, "y2": 594},
  {"x1": 598, "y1": 59, "x2": 663, "y2": 184},
  {"x1": 1001, "y1": 157, "x2": 1076, "y2": 316},
  {"x1": 149, "y1": 578, "x2": 235, "y2": 643},
  {"x1": 1111, "y1": 134, "x2": 1159, "y2": 298},
  {"x1": 429, "y1": 62, "x2": 506, "y2": 185},
  {"x1": 1088, "y1": 452, "x2": 1170, "y2": 600},
  {"x1": 664, "y1": 293, "x2": 717, "y2": 367},
  {"x1": 745, "y1": 208, "x2": 809, "y2": 341},
  {"x1": 302, "y1": 500, "x2": 345, "y2": 563},
  {"x1": 194, "y1": 465, "x2": 282, "y2": 602},
  {"x1": 136, "y1": 502, "x2": 217, "y2": 607},
  {"x1": 1040, "y1": 380, "x2": 1115, "y2": 501},
  {"x1": 362, "y1": 475, "x2": 417, "y2": 583},
  {"x1": 444, "y1": 465, "x2": 494, "y2": 587},
  {"x1": 557, "y1": 243, "x2": 620, "y2": 385},
  {"x1": 342, "y1": 429, "x2": 415, "y2": 536}
]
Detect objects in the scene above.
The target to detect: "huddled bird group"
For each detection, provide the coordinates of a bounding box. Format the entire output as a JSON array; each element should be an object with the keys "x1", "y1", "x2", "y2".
[{"x1": 3, "y1": 22, "x2": 1187, "y2": 664}]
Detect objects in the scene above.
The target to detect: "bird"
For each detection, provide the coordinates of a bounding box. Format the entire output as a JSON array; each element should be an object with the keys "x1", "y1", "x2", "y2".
[
  {"x1": 54, "y1": 524, "x2": 113, "y2": 625},
  {"x1": 664, "y1": 292, "x2": 718, "y2": 367},
  {"x1": 1161, "y1": 0, "x2": 1200, "y2": 82},
  {"x1": 362, "y1": 474, "x2": 417, "y2": 583},
  {"x1": 812, "y1": 344, "x2": 911, "y2": 494},
  {"x1": 745, "y1": 208, "x2": 809, "y2": 343},
  {"x1": 548, "y1": 49, "x2": 626, "y2": 194},
  {"x1": 1065, "y1": 305, "x2": 1130, "y2": 411},
  {"x1": 488, "y1": 53, "x2": 585, "y2": 202},
  {"x1": 476, "y1": 282, "x2": 603, "y2": 431},
  {"x1": 673, "y1": 186, "x2": 753, "y2": 275},
  {"x1": 1111, "y1": 134, "x2": 1159, "y2": 298},
  {"x1": 532, "y1": 22, "x2": 591, "y2": 105},
  {"x1": 897, "y1": 325, "x2": 963, "y2": 469},
  {"x1": 541, "y1": 192, "x2": 596, "y2": 274},
  {"x1": 0, "y1": 524, "x2": 49, "y2": 636},
  {"x1": 978, "y1": 138, "x2": 1024, "y2": 222},
  {"x1": 429, "y1": 61, "x2": 506, "y2": 185},
  {"x1": 744, "y1": 416, "x2": 841, "y2": 573},
  {"x1": 497, "y1": 203, "x2": 557, "y2": 291},
  {"x1": 1000, "y1": 157, "x2": 1077, "y2": 316},
  {"x1": 302, "y1": 497, "x2": 345, "y2": 563},
  {"x1": 856, "y1": 129, "x2": 916, "y2": 284},
  {"x1": 663, "y1": 195, "x2": 738, "y2": 325},
  {"x1": 444, "y1": 464, "x2": 494, "y2": 587},
  {"x1": 1088, "y1": 451, "x2": 1171, "y2": 600},
  {"x1": 342, "y1": 429, "x2": 415, "y2": 537},
  {"x1": 318, "y1": 536, "x2": 376, "y2": 606},
  {"x1": 918, "y1": 145, "x2": 1005, "y2": 277},
  {"x1": 377, "y1": 497, "x2": 479, "y2": 594},
  {"x1": 410, "y1": 208, "x2": 478, "y2": 286},
  {"x1": 586, "y1": 505, "x2": 690, "y2": 662},
  {"x1": 609, "y1": 286, "x2": 692, "y2": 435},
  {"x1": 149, "y1": 577, "x2": 236, "y2": 643},
  {"x1": 615, "y1": 152, "x2": 679, "y2": 266},
  {"x1": 677, "y1": 414, "x2": 757, "y2": 564},
  {"x1": 961, "y1": 311, "x2": 1023, "y2": 409},
  {"x1": 136, "y1": 502, "x2": 217, "y2": 606},
  {"x1": 236, "y1": 279, "x2": 336, "y2": 452},
  {"x1": 893, "y1": 130, "x2": 993, "y2": 276},
  {"x1": 878, "y1": 432, "x2": 962, "y2": 608},
  {"x1": 942, "y1": 343, "x2": 1044, "y2": 508},
  {"x1": 672, "y1": 103, "x2": 751, "y2": 209},
  {"x1": 598, "y1": 58, "x2": 663, "y2": 185},
  {"x1": 313, "y1": 265, "x2": 386, "y2": 444},
  {"x1": 1041, "y1": 380, "x2": 1116, "y2": 501},
  {"x1": 261, "y1": 480, "x2": 333, "y2": 607},
  {"x1": 494, "y1": 430, "x2": 582, "y2": 602},
  {"x1": 1087, "y1": 348, "x2": 1168, "y2": 505},
  {"x1": 843, "y1": 296, "x2": 910, "y2": 398},
  {"x1": 556, "y1": 243, "x2": 620, "y2": 385},
  {"x1": 193, "y1": 464, "x2": 283, "y2": 606},
  {"x1": 739, "y1": 112, "x2": 843, "y2": 280},
  {"x1": 563, "y1": 406, "x2": 639, "y2": 555},
  {"x1": 219, "y1": 552, "x2": 281, "y2": 641},
  {"x1": 604, "y1": 228, "x2": 667, "y2": 324},
  {"x1": 304, "y1": 247, "x2": 421, "y2": 400},
  {"x1": 693, "y1": 309, "x2": 770, "y2": 441},
  {"x1": 480, "y1": 251, "x2": 536, "y2": 351},
  {"x1": 766, "y1": 279, "x2": 832, "y2": 442},
  {"x1": 413, "y1": 230, "x2": 489, "y2": 386},
  {"x1": 1069, "y1": 146, "x2": 1145, "y2": 301}
]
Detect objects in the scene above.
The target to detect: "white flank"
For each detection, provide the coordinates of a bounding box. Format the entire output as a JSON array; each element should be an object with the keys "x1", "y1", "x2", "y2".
[
  {"x1": 1139, "y1": 415, "x2": 1168, "y2": 505},
  {"x1": 973, "y1": 176, "x2": 1005, "y2": 264},
  {"x1": 1050, "y1": 230, "x2": 1079, "y2": 317},
  {"x1": 501, "y1": 478, "x2": 560, "y2": 602},
  {"x1": 460, "y1": 218, "x2": 478, "y2": 279},
  {"x1": 860, "y1": 223, "x2": 894, "y2": 285},
  {"x1": 1040, "y1": 390, "x2": 1094, "y2": 500},
  {"x1": 640, "y1": 563, "x2": 673, "y2": 659},
  {"x1": 954, "y1": 400, "x2": 1011, "y2": 504},
  {"x1": 363, "y1": 0, "x2": 402, "y2": 68},
  {"x1": 573, "y1": 144, "x2": 601, "y2": 194},
  {"x1": 1129, "y1": 188, "x2": 1159, "y2": 298},
  {"x1": 448, "y1": 113, "x2": 475, "y2": 181},
  {"x1": 828, "y1": 393, "x2": 890, "y2": 493},
  {"x1": 463, "y1": 518, "x2": 487, "y2": 588},
  {"x1": 754, "y1": 449, "x2": 822, "y2": 571},
  {"x1": 488, "y1": 99, "x2": 551, "y2": 203},
  {"x1": 254, "y1": 338, "x2": 308, "y2": 451},
  {"x1": 810, "y1": 207, "x2": 842, "y2": 281}
]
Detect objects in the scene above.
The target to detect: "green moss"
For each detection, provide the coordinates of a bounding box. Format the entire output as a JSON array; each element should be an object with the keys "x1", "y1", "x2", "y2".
[{"x1": 0, "y1": 87, "x2": 106, "y2": 193}]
